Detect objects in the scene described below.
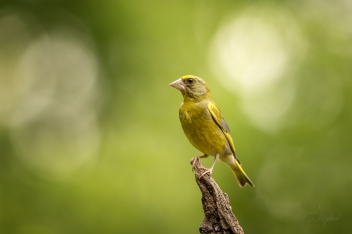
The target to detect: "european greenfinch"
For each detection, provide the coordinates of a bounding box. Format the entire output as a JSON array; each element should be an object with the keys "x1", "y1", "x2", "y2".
[{"x1": 170, "y1": 75, "x2": 254, "y2": 187}]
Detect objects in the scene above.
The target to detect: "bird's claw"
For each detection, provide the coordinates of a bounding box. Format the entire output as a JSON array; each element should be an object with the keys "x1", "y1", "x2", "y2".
[
  {"x1": 191, "y1": 157, "x2": 199, "y2": 171},
  {"x1": 191, "y1": 155, "x2": 208, "y2": 171},
  {"x1": 200, "y1": 168, "x2": 213, "y2": 178}
]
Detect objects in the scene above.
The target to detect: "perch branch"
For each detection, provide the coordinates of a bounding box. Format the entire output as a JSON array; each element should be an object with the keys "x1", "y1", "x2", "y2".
[{"x1": 191, "y1": 157, "x2": 244, "y2": 234}]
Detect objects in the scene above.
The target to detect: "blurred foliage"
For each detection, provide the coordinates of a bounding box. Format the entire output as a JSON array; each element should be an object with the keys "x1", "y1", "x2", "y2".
[{"x1": 0, "y1": 0, "x2": 351, "y2": 233}]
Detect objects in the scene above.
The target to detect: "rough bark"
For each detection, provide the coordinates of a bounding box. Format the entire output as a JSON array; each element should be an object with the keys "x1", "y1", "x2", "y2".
[{"x1": 191, "y1": 157, "x2": 244, "y2": 234}]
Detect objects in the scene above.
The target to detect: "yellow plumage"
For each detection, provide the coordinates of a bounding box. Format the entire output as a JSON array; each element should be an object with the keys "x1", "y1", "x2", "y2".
[{"x1": 170, "y1": 75, "x2": 254, "y2": 187}]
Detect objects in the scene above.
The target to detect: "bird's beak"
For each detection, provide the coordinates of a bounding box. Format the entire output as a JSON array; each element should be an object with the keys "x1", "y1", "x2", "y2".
[{"x1": 169, "y1": 78, "x2": 185, "y2": 91}]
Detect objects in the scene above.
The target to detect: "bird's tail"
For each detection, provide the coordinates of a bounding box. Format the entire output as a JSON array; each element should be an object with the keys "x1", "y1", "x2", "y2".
[{"x1": 229, "y1": 159, "x2": 255, "y2": 187}]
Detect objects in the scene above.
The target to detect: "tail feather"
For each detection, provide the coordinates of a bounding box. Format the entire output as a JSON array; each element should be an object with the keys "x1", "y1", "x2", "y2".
[{"x1": 230, "y1": 159, "x2": 255, "y2": 187}]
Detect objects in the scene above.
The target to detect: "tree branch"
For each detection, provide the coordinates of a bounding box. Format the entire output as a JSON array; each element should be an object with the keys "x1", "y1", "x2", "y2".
[{"x1": 191, "y1": 157, "x2": 244, "y2": 234}]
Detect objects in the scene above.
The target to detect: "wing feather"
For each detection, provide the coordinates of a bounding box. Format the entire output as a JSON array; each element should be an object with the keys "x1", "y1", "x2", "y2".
[{"x1": 207, "y1": 102, "x2": 239, "y2": 160}]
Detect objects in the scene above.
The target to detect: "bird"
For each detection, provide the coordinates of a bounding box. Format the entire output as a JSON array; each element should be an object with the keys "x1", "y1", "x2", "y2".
[{"x1": 170, "y1": 75, "x2": 254, "y2": 187}]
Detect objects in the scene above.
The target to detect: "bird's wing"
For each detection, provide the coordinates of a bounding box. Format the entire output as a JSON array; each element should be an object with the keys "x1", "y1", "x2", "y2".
[{"x1": 207, "y1": 102, "x2": 239, "y2": 161}]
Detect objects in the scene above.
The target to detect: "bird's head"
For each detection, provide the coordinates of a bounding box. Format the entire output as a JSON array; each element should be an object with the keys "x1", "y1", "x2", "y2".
[{"x1": 170, "y1": 75, "x2": 211, "y2": 101}]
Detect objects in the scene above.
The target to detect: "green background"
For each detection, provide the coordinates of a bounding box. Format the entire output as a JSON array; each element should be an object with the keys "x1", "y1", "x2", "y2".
[{"x1": 0, "y1": 0, "x2": 351, "y2": 233}]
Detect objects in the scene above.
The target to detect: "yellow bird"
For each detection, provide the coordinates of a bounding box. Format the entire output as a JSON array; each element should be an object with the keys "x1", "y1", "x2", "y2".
[{"x1": 170, "y1": 75, "x2": 254, "y2": 187}]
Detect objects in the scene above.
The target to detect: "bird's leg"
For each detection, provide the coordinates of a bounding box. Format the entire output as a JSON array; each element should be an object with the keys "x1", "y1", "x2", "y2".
[
  {"x1": 191, "y1": 154, "x2": 208, "y2": 171},
  {"x1": 200, "y1": 154, "x2": 219, "y2": 178}
]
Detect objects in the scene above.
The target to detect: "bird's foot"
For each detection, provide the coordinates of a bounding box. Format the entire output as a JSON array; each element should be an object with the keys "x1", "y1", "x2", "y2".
[
  {"x1": 191, "y1": 155, "x2": 208, "y2": 171},
  {"x1": 199, "y1": 154, "x2": 219, "y2": 178},
  {"x1": 200, "y1": 167, "x2": 213, "y2": 178}
]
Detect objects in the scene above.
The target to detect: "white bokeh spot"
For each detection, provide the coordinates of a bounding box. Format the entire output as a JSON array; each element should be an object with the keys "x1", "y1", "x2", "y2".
[{"x1": 210, "y1": 7, "x2": 308, "y2": 131}]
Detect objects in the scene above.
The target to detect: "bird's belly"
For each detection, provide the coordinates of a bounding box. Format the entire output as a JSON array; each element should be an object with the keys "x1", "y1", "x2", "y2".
[{"x1": 181, "y1": 114, "x2": 229, "y2": 156}]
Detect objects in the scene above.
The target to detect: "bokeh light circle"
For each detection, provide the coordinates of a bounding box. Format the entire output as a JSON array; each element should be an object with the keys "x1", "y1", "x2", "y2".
[
  {"x1": 209, "y1": 6, "x2": 308, "y2": 131},
  {"x1": 0, "y1": 8, "x2": 102, "y2": 180}
]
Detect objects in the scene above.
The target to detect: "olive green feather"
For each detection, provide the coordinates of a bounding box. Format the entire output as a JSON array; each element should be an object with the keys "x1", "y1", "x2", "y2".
[{"x1": 170, "y1": 75, "x2": 254, "y2": 187}]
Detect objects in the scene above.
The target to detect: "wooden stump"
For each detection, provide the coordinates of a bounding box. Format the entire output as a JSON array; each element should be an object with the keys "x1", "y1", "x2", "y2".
[{"x1": 191, "y1": 157, "x2": 244, "y2": 234}]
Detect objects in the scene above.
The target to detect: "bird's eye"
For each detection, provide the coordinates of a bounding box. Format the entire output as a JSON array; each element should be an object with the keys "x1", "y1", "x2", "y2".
[{"x1": 188, "y1": 78, "x2": 194, "y2": 83}]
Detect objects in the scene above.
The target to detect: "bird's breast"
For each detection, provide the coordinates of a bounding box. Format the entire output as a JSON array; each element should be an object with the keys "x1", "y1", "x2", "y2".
[{"x1": 179, "y1": 101, "x2": 229, "y2": 156}]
